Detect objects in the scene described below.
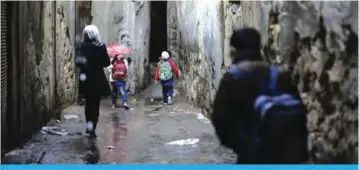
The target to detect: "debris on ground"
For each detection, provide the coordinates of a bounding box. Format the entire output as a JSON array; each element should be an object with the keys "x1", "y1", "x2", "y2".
[
  {"x1": 3, "y1": 84, "x2": 236, "y2": 164},
  {"x1": 148, "y1": 113, "x2": 160, "y2": 117},
  {"x1": 107, "y1": 145, "x2": 116, "y2": 150},
  {"x1": 63, "y1": 115, "x2": 79, "y2": 120},
  {"x1": 166, "y1": 138, "x2": 200, "y2": 146},
  {"x1": 41, "y1": 126, "x2": 69, "y2": 136}
]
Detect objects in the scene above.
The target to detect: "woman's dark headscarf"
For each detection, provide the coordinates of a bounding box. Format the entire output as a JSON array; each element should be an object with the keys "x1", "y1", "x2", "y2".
[{"x1": 230, "y1": 28, "x2": 263, "y2": 63}]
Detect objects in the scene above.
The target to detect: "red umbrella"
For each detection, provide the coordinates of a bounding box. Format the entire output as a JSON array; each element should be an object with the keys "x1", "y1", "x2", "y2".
[{"x1": 107, "y1": 43, "x2": 133, "y2": 57}]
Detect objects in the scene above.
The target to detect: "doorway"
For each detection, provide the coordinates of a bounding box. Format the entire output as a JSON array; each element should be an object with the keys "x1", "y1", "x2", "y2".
[
  {"x1": 149, "y1": 1, "x2": 167, "y2": 63},
  {"x1": 149, "y1": 1, "x2": 167, "y2": 84}
]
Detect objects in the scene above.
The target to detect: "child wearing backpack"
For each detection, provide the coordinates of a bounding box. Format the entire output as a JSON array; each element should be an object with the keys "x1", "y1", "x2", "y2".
[
  {"x1": 212, "y1": 28, "x2": 308, "y2": 164},
  {"x1": 155, "y1": 51, "x2": 180, "y2": 105},
  {"x1": 107, "y1": 54, "x2": 130, "y2": 109}
]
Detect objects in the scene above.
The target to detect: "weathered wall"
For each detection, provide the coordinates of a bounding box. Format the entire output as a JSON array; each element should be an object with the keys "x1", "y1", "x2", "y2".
[
  {"x1": 167, "y1": 0, "x2": 223, "y2": 115},
  {"x1": 91, "y1": 1, "x2": 150, "y2": 94},
  {"x1": 56, "y1": 1, "x2": 76, "y2": 108},
  {"x1": 2, "y1": 1, "x2": 76, "y2": 153},
  {"x1": 234, "y1": 1, "x2": 358, "y2": 163},
  {"x1": 167, "y1": 2, "x2": 179, "y2": 65},
  {"x1": 281, "y1": 1, "x2": 357, "y2": 163},
  {"x1": 169, "y1": 0, "x2": 358, "y2": 163}
]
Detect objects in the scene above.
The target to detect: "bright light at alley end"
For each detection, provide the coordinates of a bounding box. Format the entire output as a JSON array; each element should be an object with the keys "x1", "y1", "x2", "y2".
[{"x1": 0, "y1": 165, "x2": 358, "y2": 170}]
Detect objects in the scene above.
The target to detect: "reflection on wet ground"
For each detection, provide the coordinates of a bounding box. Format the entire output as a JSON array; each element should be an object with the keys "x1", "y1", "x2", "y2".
[
  {"x1": 83, "y1": 110, "x2": 129, "y2": 164},
  {"x1": 84, "y1": 139, "x2": 100, "y2": 164},
  {"x1": 2, "y1": 84, "x2": 236, "y2": 164}
]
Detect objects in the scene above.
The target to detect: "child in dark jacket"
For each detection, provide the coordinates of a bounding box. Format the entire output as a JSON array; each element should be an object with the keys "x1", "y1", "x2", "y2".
[
  {"x1": 211, "y1": 28, "x2": 308, "y2": 164},
  {"x1": 155, "y1": 51, "x2": 180, "y2": 105}
]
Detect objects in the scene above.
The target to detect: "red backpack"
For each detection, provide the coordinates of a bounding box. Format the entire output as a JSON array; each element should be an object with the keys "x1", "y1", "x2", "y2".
[{"x1": 112, "y1": 58, "x2": 127, "y2": 80}]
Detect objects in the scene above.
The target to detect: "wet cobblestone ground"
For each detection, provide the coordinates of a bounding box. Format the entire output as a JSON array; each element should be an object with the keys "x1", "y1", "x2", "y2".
[{"x1": 2, "y1": 84, "x2": 236, "y2": 164}]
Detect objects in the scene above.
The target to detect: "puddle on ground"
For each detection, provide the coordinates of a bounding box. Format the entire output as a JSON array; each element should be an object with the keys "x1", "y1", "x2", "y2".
[{"x1": 83, "y1": 139, "x2": 100, "y2": 164}]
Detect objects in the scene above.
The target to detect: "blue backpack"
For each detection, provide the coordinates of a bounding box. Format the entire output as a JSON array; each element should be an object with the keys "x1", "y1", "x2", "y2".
[{"x1": 228, "y1": 64, "x2": 308, "y2": 163}]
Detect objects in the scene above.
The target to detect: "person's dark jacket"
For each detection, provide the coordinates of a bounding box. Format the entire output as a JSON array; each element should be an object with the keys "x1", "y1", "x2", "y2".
[
  {"x1": 76, "y1": 40, "x2": 111, "y2": 98},
  {"x1": 211, "y1": 60, "x2": 306, "y2": 163}
]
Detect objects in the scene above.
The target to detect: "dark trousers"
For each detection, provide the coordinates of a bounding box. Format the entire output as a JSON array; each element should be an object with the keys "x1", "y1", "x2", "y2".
[
  {"x1": 85, "y1": 94, "x2": 101, "y2": 131},
  {"x1": 162, "y1": 85, "x2": 173, "y2": 103},
  {"x1": 161, "y1": 79, "x2": 174, "y2": 103}
]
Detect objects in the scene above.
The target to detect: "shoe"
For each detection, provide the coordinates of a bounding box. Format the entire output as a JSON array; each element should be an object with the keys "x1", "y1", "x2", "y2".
[
  {"x1": 168, "y1": 96, "x2": 172, "y2": 105},
  {"x1": 123, "y1": 102, "x2": 130, "y2": 110},
  {"x1": 112, "y1": 104, "x2": 116, "y2": 109}
]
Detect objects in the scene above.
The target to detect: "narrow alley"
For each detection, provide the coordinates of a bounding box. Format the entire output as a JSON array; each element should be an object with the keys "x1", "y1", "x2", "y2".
[
  {"x1": 2, "y1": 83, "x2": 235, "y2": 164},
  {"x1": 1, "y1": 0, "x2": 358, "y2": 165}
]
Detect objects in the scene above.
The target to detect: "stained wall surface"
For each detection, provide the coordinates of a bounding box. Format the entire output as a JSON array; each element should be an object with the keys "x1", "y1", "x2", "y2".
[
  {"x1": 168, "y1": 1, "x2": 358, "y2": 163},
  {"x1": 2, "y1": 1, "x2": 76, "y2": 153}
]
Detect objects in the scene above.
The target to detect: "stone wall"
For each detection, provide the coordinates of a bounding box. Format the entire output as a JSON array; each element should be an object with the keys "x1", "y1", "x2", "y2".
[
  {"x1": 169, "y1": 0, "x2": 358, "y2": 163},
  {"x1": 2, "y1": 1, "x2": 76, "y2": 153},
  {"x1": 56, "y1": 1, "x2": 76, "y2": 108},
  {"x1": 280, "y1": 1, "x2": 357, "y2": 163},
  {"x1": 167, "y1": 2, "x2": 179, "y2": 65},
  {"x1": 236, "y1": 1, "x2": 358, "y2": 163},
  {"x1": 91, "y1": 0, "x2": 151, "y2": 94}
]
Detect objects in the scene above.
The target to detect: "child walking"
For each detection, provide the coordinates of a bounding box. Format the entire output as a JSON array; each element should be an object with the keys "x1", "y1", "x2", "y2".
[
  {"x1": 108, "y1": 54, "x2": 130, "y2": 109},
  {"x1": 155, "y1": 51, "x2": 180, "y2": 105}
]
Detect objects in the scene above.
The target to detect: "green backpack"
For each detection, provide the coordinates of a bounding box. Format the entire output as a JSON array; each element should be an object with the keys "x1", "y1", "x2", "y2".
[{"x1": 159, "y1": 60, "x2": 173, "y2": 81}]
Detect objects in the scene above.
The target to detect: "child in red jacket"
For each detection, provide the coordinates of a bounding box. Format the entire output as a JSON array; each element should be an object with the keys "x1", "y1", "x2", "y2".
[{"x1": 155, "y1": 51, "x2": 180, "y2": 105}]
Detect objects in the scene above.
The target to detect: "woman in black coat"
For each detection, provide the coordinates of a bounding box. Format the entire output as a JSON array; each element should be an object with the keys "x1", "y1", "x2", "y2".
[{"x1": 76, "y1": 25, "x2": 111, "y2": 138}]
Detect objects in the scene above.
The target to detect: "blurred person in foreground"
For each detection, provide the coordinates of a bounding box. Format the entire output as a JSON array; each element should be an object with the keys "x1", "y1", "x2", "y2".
[
  {"x1": 75, "y1": 25, "x2": 111, "y2": 138},
  {"x1": 211, "y1": 27, "x2": 308, "y2": 164}
]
